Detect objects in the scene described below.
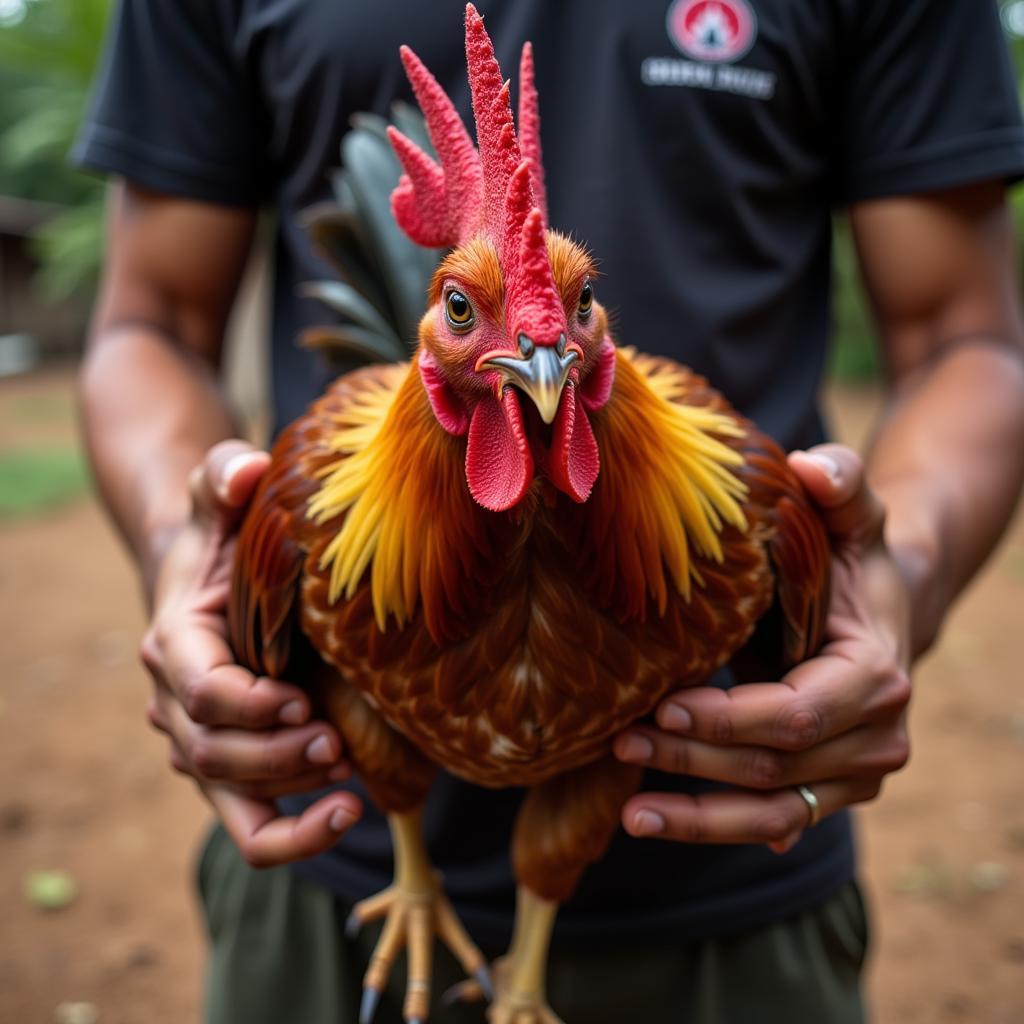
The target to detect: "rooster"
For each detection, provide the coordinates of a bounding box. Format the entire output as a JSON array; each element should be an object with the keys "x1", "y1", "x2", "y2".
[{"x1": 229, "y1": 6, "x2": 830, "y2": 1023}]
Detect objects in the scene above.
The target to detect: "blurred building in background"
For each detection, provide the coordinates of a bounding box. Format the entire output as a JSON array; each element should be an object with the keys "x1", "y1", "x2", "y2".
[{"x1": 0, "y1": 195, "x2": 87, "y2": 372}]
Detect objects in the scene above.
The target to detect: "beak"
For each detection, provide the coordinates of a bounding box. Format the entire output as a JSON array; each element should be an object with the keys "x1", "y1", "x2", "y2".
[{"x1": 477, "y1": 334, "x2": 580, "y2": 424}]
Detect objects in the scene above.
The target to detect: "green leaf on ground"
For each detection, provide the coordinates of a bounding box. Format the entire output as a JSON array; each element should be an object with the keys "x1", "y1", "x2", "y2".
[
  {"x1": 969, "y1": 862, "x2": 1010, "y2": 893},
  {"x1": 893, "y1": 857, "x2": 954, "y2": 898},
  {"x1": 24, "y1": 869, "x2": 78, "y2": 910},
  {"x1": 54, "y1": 1002, "x2": 99, "y2": 1024},
  {"x1": 0, "y1": 446, "x2": 89, "y2": 518},
  {"x1": 1004, "y1": 547, "x2": 1024, "y2": 584}
]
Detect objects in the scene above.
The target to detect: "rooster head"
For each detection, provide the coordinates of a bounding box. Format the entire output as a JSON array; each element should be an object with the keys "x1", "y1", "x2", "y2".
[{"x1": 387, "y1": 4, "x2": 617, "y2": 513}]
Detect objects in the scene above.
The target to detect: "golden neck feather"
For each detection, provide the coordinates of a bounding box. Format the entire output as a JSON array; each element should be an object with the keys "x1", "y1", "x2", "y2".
[
  {"x1": 307, "y1": 347, "x2": 750, "y2": 634},
  {"x1": 588, "y1": 349, "x2": 750, "y2": 609},
  {"x1": 307, "y1": 360, "x2": 470, "y2": 632}
]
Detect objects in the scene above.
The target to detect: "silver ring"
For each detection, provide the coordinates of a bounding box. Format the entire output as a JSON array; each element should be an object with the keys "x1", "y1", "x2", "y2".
[{"x1": 796, "y1": 784, "x2": 821, "y2": 827}]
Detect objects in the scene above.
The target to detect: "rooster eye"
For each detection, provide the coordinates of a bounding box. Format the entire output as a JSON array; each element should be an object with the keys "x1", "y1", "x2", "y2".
[
  {"x1": 445, "y1": 290, "x2": 474, "y2": 331},
  {"x1": 578, "y1": 281, "x2": 593, "y2": 320}
]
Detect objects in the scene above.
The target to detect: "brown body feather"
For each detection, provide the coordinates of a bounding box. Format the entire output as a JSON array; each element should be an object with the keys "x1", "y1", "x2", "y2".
[{"x1": 229, "y1": 352, "x2": 830, "y2": 803}]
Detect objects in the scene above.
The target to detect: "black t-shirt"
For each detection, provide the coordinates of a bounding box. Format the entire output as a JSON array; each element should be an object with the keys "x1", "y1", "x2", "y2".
[{"x1": 76, "y1": 0, "x2": 1024, "y2": 950}]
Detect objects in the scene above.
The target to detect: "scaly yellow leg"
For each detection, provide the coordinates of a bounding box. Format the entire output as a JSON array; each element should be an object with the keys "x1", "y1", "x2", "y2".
[
  {"x1": 347, "y1": 810, "x2": 491, "y2": 1024},
  {"x1": 488, "y1": 886, "x2": 564, "y2": 1024}
]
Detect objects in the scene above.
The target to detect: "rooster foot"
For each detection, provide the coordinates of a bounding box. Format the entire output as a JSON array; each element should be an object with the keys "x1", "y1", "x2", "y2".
[
  {"x1": 444, "y1": 956, "x2": 563, "y2": 1024},
  {"x1": 445, "y1": 886, "x2": 564, "y2": 1024},
  {"x1": 347, "y1": 881, "x2": 491, "y2": 1024},
  {"x1": 486, "y1": 955, "x2": 565, "y2": 1024}
]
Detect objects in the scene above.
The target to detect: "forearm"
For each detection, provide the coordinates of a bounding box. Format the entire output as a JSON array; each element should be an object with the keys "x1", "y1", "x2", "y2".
[
  {"x1": 866, "y1": 339, "x2": 1024, "y2": 658},
  {"x1": 79, "y1": 323, "x2": 236, "y2": 598}
]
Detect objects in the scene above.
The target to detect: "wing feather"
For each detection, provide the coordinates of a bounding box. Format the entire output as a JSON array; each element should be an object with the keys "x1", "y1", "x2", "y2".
[
  {"x1": 228, "y1": 364, "x2": 409, "y2": 679},
  {"x1": 736, "y1": 435, "x2": 832, "y2": 666}
]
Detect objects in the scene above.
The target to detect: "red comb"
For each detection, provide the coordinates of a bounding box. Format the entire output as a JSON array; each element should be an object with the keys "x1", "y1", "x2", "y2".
[
  {"x1": 391, "y1": 5, "x2": 565, "y2": 346},
  {"x1": 504, "y1": 181, "x2": 563, "y2": 347},
  {"x1": 390, "y1": 5, "x2": 548, "y2": 249},
  {"x1": 517, "y1": 42, "x2": 548, "y2": 227},
  {"x1": 464, "y1": 5, "x2": 522, "y2": 240},
  {"x1": 388, "y1": 45, "x2": 483, "y2": 247}
]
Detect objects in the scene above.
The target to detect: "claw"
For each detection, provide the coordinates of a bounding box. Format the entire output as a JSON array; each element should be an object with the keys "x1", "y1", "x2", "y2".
[
  {"x1": 441, "y1": 978, "x2": 483, "y2": 1007},
  {"x1": 475, "y1": 964, "x2": 495, "y2": 1002},
  {"x1": 345, "y1": 911, "x2": 362, "y2": 940},
  {"x1": 359, "y1": 987, "x2": 381, "y2": 1024}
]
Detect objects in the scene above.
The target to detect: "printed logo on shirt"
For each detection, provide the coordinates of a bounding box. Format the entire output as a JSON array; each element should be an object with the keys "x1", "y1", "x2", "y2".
[
  {"x1": 641, "y1": 0, "x2": 776, "y2": 100},
  {"x1": 666, "y1": 0, "x2": 756, "y2": 63}
]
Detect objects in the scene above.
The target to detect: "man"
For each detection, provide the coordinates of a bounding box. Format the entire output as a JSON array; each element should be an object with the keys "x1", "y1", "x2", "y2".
[{"x1": 75, "y1": 1, "x2": 1024, "y2": 1021}]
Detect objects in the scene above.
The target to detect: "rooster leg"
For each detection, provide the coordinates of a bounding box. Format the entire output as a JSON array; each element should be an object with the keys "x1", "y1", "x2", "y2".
[
  {"x1": 483, "y1": 756, "x2": 644, "y2": 1024},
  {"x1": 320, "y1": 676, "x2": 489, "y2": 1023},
  {"x1": 351, "y1": 808, "x2": 490, "y2": 1024},
  {"x1": 484, "y1": 887, "x2": 561, "y2": 1024}
]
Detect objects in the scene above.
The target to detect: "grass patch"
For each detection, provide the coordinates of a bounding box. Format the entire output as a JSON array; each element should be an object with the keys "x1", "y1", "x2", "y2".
[
  {"x1": 4, "y1": 393, "x2": 76, "y2": 425},
  {"x1": 828, "y1": 217, "x2": 880, "y2": 382},
  {"x1": 0, "y1": 446, "x2": 90, "y2": 518}
]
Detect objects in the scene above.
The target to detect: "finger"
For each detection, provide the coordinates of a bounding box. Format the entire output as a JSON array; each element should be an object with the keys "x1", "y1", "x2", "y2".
[
  {"x1": 788, "y1": 445, "x2": 885, "y2": 544},
  {"x1": 663, "y1": 650, "x2": 911, "y2": 752},
  {"x1": 159, "y1": 726, "x2": 351, "y2": 794},
  {"x1": 176, "y1": 662, "x2": 312, "y2": 729},
  {"x1": 146, "y1": 695, "x2": 168, "y2": 734},
  {"x1": 204, "y1": 783, "x2": 362, "y2": 868},
  {"x1": 161, "y1": 694, "x2": 344, "y2": 782},
  {"x1": 234, "y1": 766, "x2": 354, "y2": 799},
  {"x1": 615, "y1": 720, "x2": 909, "y2": 791},
  {"x1": 155, "y1": 619, "x2": 312, "y2": 727},
  {"x1": 189, "y1": 440, "x2": 270, "y2": 527},
  {"x1": 654, "y1": 654, "x2": 875, "y2": 751},
  {"x1": 768, "y1": 832, "x2": 803, "y2": 855},
  {"x1": 622, "y1": 778, "x2": 880, "y2": 845}
]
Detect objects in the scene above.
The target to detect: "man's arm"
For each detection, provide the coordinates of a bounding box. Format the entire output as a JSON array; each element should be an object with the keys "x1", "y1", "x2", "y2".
[
  {"x1": 82, "y1": 182, "x2": 360, "y2": 864},
  {"x1": 851, "y1": 181, "x2": 1024, "y2": 656},
  {"x1": 614, "y1": 181, "x2": 1024, "y2": 844},
  {"x1": 82, "y1": 182, "x2": 252, "y2": 592}
]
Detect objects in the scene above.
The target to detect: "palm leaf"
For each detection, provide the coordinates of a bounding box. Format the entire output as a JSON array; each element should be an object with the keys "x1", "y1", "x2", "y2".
[
  {"x1": 299, "y1": 281, "x2": 399, "y2": 342},
  {"x1": 299, "y1": 325, "x2": 407, "y2": 365},
  {"x1": 300, "y1": 102, "x2": 444, "y2": 369}
]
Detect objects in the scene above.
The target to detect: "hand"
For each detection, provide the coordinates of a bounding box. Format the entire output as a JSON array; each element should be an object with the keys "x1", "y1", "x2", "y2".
[
  {"x1": 140, "y1": 440, "x2": 362, "y2": 866},
  {"x1": 614, "y1": 444, "x2": 912, "y2": 851}
]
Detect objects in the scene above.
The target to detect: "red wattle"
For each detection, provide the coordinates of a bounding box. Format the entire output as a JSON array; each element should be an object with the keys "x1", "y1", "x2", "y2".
[
  {"x1": 418, "y1": 349, "x2": 471, "y2": 435},
  {"x1": 548, "y1": 382, "x2": 600, "y2": 503},
  {"x1": 579, "y1": 337, "x2": 617, "y2": 411},
  {"x1": 466, "y1": 389, "x2": 533, "y2": 511}
]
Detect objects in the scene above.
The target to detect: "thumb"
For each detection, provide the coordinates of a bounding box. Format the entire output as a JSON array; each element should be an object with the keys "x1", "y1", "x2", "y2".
[
  {"x1": 788, "y1": 444, "x2": 886, "y2": 545},
  {"x1": 188, "y1": 440, "x2": 271, "y2": 528}
]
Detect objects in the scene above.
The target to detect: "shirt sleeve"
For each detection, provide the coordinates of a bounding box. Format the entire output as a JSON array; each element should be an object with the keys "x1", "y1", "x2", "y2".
[
  {"x1": 72, "y1": 0, "x2": 266, "y2": 206},
  {"x1": 835, "y1": 0, "x2": 1024, "y2": 202}
]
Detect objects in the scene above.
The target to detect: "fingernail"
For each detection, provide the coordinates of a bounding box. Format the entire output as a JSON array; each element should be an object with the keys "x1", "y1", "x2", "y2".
[
  {"x1": 633, "y1": 809, "x2": 666, "y2": 836},
  {"x1": 770, "y1": 833, "x2": 801, "y2": 855},
  {"x1": 329, "y1": 808, "x2": 353, "y2": 832},
  {"x1": 807, "y1": 453, "x2": 841, "y2": 486},
  {"x1": 279, "y1": 700, "x2": 306, "y2": 725},
  {"x1": 328, "y1": 763, "x2": 351, "y2": 782},
  {"x1": 305, "y1": 735, "x2": 335, "y2": 764},
  {"x1": 619, "y1": 734, "x2": 654, "y2": 763},
  {"x1": 218, "y1": 453, "x2": 260, "y2": 499},
  {"x1": 660, "y1": 703, "x2": 692, "y2": 733}
]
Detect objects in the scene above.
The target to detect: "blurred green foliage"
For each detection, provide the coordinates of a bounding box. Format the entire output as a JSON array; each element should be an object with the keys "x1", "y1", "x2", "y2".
[
  {"x1": 0, "y1": 0, "x2": 1023, "y2": 378},
  {"x1": 829, "y1": 220, "x2": 879, "y2": 381},
  {"x1": 0, "y1": 446, "x2": 89, "y2": 517},
  {"x1": 0, "y1": 0, "x2": 109, "y2": 301}
]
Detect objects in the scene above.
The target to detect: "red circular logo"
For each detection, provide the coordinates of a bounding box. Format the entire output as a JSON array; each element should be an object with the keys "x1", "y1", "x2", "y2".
[{"x1": 666, "y1": 0, "x2": 758, "y2": 63}]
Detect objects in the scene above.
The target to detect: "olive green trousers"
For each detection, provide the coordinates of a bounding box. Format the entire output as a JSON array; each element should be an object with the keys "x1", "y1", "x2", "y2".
[{"x1": 198, "y1": 825, "x2": 867, "y2": 1023}]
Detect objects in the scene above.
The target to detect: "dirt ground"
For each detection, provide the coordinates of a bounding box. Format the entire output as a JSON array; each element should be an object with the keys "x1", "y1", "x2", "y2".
[{"x1": 2, "y1": 368, "x2": 1023, "y2": 1024}]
